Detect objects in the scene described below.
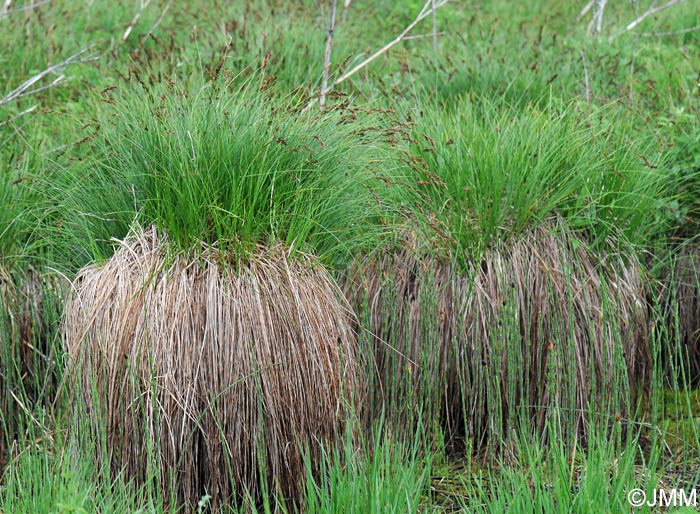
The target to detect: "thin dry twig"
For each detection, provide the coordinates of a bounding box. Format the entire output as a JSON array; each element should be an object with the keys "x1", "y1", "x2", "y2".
[
  {"x1": 140, "y1": 0, "x2": 173, "y2": 44},
  {"x1": 307, "y1": 0, "x2": 450, "y2": 110},
  {"x1": 121, "y1": 0, "x2": 153, "y2": 44},
  {"x1": 611, "y1": 0, "x2": 688, "y2": 40},
  {"x1": 0, "y1": 104, "x2": 38, "y2": 127},
  {"x1": 0, "y1": 47, "x2": 98, "y2": 107},
  {"x1": 640, "y1": 24, "x2": 700, "y2": 36},
  {"x1": 341, "y1": 0, "x2": 352, "y2": 23},
  {"x1": 403, "y1": 31, "x2": 446, "y2": 41},
  {"x1": 320, "y1": 0, "x2": 337, "y2": 109},
  {"x1": 0, "y1": 0, "x2": 50, "y2": 17},
  {"x1": 587, "y1": 0, "x2": 608, "y2": 35},
  {"x1": 577, "y1": 0, "x2": 595, "y2": 22},
  {"x1": 580, "y1": 50, "x2": 591, "y2": 107},
  {"x1": 431, "y1": 0, "x2": 439, "y2": 62},
  {"x1": 331, "y1": 0, "x2": 450, "y2": 89}
]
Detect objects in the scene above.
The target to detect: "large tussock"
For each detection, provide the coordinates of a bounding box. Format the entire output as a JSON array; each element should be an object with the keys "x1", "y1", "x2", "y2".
[{"x1": 65, "y1": 226, "x2": 360, "y2": 508}]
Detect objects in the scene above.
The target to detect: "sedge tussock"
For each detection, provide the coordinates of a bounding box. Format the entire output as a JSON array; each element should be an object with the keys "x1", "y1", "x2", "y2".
[
  {"x1": 348, "y1": 220, "x2": 649, "y2": 453},
  {"x1": 49, "y1": 78, "x2": 401, "y2": 274},
  {"x1": 64, "y1": 226, "x2": 360, "y2": 508},
  {"x1": 452, "y1": 221, "x2": 649, "y2": 451}
]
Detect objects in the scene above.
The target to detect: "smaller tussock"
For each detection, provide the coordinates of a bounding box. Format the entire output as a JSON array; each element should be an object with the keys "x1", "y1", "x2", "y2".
[
  {"x1": 349, "y1": 220, "x2": 649, "y2": 452},
  {"x1": 65, "y1": 226, "x2": 360, "y2": 507},
  {"x1": 349, "y1": 96, "x2": 659, "y2": 450},
  {"x1": 449, "y1": 221, "x2": 649, "y2": 450}
]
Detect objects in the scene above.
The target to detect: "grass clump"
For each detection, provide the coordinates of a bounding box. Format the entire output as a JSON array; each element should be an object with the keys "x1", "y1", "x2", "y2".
[
  {"x1": 456, "y1": 421, "x2": 663, "y2": 514},
  {"x1": 349, "y1": 95, "x2": 661, "y2": 452},
  {"x1": 65, "y1": 226, "x2": 361, "y2": 508},
  {"x1": 301, "y1": 424, "x2": 430, "y2": 514},
  {"x1": 52, "y1": 65, "x2": 401, "y2": 511}
]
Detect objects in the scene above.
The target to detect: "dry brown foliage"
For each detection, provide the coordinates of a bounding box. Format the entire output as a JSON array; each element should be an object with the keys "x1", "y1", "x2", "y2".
[
  {"x1": 347, "y1": 220, "x2": 649, "y2": 452},
  {"x1": 452, "y1": 222, "x2": 649, "y2": 449},
  {"x1": 64, "y1": 226, "x2": 360, "y2": 508},
  {"x1": 345, "y1": 236, "x2": 453, "y2": 435}
]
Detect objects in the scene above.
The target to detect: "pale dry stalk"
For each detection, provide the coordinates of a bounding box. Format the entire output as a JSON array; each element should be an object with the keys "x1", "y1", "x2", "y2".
[
  {"x1": 121, "y1": 0, "x2": 153, "y2": 44},
  {"x1": 0, "y1": 47, "x2": 97, "y2": 107},
  {"x1": 320, "y1": 0, "x2": 337, "y2": 109},
  {"x1": 577, "y1": 0, "x2": 595, "y2": 22},
  {"x1": 587, "y1": 0, "x2": 608, "y2": 35},
  {"x1": 308, "y1": 0, "x2": 450, "y2": 110},
  {"x1": 0, "y1": 0, "x2": 49, "y2": 17},
  {"x1": 611, "y1": 0, "x2": 688, "y2": 40},
  {"x1": 330, "y1": 0, "x2": 450, "y2": 89}
]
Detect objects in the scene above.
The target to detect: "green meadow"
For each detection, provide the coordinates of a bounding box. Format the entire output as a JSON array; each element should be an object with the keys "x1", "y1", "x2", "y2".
[{"x1": 1, "y1": 0, "x2": 700, "y2": 512}]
